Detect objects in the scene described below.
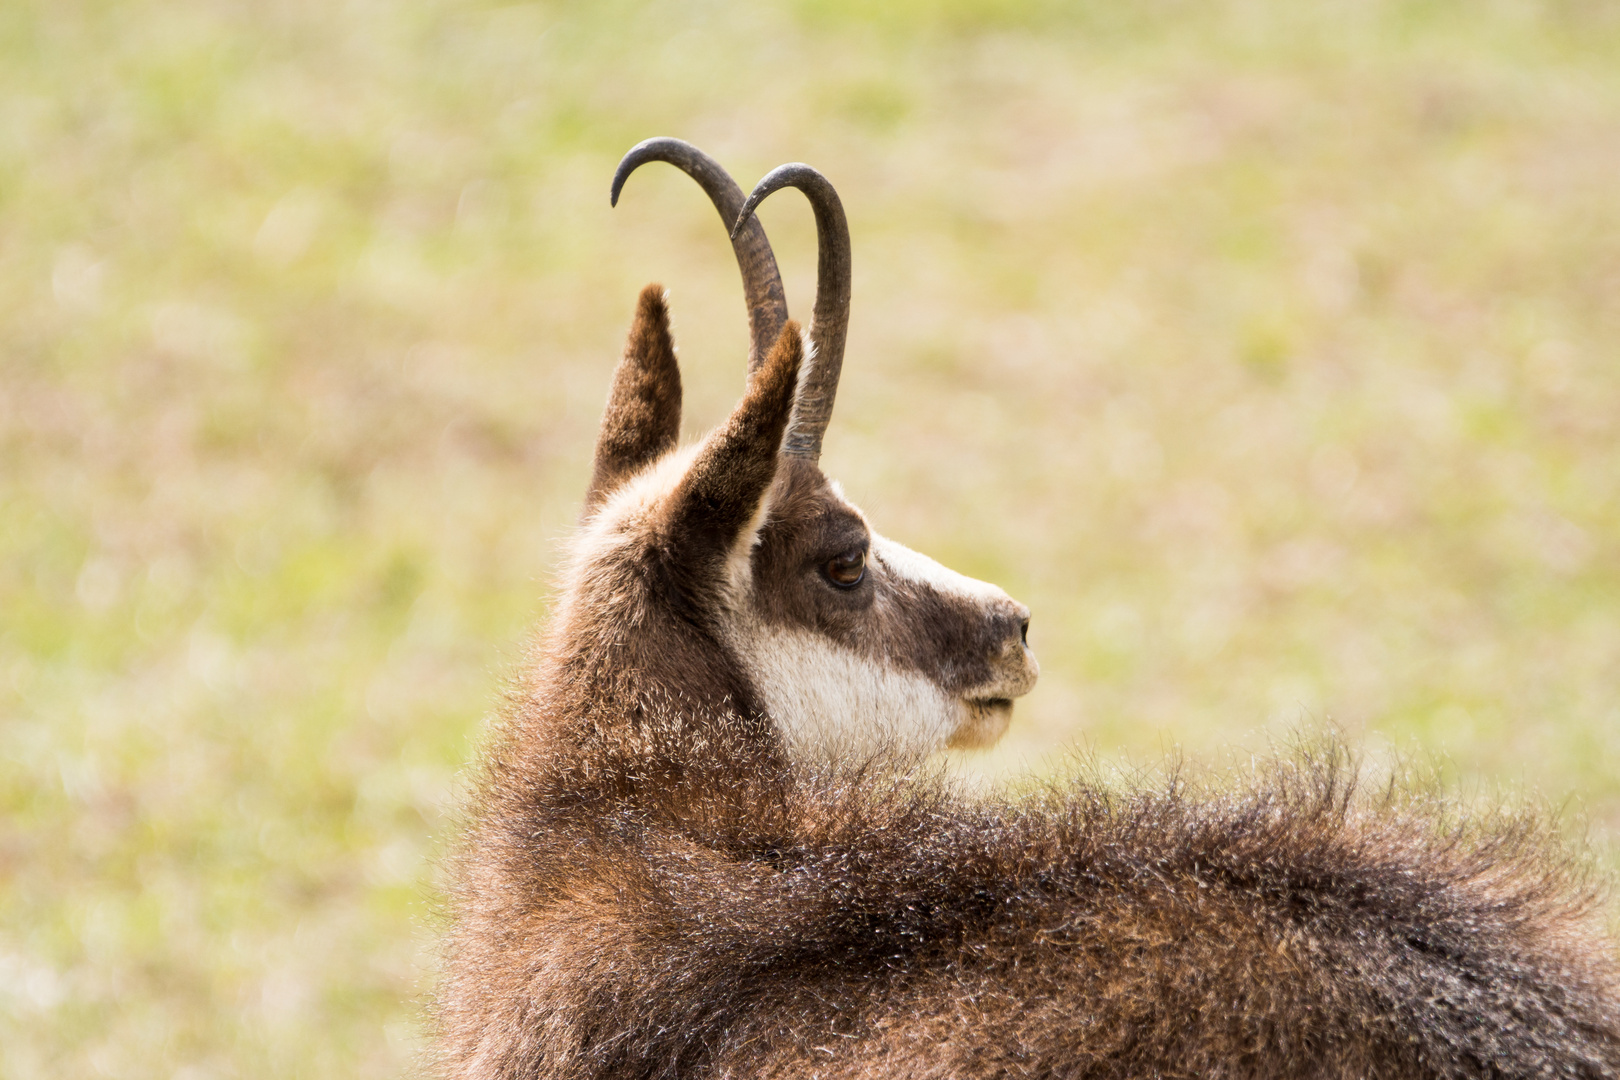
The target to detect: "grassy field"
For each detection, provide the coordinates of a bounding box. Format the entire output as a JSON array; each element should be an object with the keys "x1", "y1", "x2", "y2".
[{"x1": 4, "y1": 1, "x2": 1620, "y2": 1075}]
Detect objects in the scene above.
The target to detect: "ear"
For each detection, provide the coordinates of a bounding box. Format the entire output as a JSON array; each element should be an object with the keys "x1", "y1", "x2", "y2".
[
  {"x1": 659, "y1": 321, "x2": 803, "y2": 565},
  {"x1": 584, "y1": 285, "x2": 683, "y2": 514}
]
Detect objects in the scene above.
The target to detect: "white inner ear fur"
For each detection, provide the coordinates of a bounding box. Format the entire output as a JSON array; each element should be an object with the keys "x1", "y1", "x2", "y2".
[
  {"x1": 782, "y1": 327, "x2": 819, "y2": 451},
  {"x1": 573, "y1": 444, "x2": 703, "y2": 561},
  {"x1": 578, "y1": 421, "x2": 782, "y2": 605}
]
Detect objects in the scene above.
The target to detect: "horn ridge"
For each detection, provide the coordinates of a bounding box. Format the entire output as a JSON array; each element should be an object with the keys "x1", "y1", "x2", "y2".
[
  {"x1": 734, "y1": 162, "x2": 851, "y2": 462},
  {"x1": 611, "y1": 137, "x2": 789, "y2": 374}
]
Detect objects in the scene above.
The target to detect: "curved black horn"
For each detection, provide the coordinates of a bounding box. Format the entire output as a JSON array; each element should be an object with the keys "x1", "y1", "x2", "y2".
[
  {"x1": 733, "y1": 163, "x2": 850, "y2": 462},
  {"x1": 611, "y1": 138, "x2": 788, "y2": 374}
]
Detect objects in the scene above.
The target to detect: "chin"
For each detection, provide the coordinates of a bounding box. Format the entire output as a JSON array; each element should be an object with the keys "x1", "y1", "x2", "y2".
[{"x1": 947, "y1": 698, "x2": 1014, "y2": 750}]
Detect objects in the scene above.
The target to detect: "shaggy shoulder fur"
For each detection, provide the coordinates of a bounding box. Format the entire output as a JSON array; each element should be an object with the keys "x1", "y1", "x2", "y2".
[{"x1": 442, "y1": 689, "x2": 1620, "y2": 1080}]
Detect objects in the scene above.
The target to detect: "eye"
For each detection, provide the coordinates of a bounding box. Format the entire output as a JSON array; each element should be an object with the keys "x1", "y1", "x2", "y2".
[{"x1": 822, "y1": 548, "x2": 866, "y2": 588}]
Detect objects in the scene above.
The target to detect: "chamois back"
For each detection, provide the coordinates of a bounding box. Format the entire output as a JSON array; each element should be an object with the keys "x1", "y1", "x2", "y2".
[{"x1": 442, "y1": 699, "x2": 1620, "y2": 1078}]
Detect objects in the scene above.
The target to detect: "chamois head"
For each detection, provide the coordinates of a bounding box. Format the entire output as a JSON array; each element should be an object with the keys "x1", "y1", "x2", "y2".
[{"x1": 572, "y1": 139, "x2": 1037, "y2": 766}]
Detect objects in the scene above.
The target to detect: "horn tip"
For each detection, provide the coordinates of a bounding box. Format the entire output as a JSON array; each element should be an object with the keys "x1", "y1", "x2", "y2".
[
  {"x1": 735, "y1": 162, "x2": 818, "y2": 232},
  {"x1": 609, "y1": 161, "x2": 633, "y2": 208},
  {"x1": 610, "y1": 136, "x2": 680, "y2": 208},
  {"x1": 732, "y1": 190, "x2": 768, "y2": 240}
]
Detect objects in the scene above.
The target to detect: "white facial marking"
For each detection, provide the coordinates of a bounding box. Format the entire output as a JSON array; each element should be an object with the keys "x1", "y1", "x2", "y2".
[
  {"x1": 869, "y1": 533, "x2": 1011, "y2": 606},
  {"x1": 729, "y1": 624, "x2": 965, "y2": 764},
  {"x1": 721, "y1": 481, "x2": 774, "y2": 607}
]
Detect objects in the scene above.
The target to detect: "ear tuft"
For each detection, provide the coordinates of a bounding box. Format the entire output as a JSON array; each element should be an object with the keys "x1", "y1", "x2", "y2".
[{"x1": 585, "y1": 285, "x2": 683, "y2": 514}]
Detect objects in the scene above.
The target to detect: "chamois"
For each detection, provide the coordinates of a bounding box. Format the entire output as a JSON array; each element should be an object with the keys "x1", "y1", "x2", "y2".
[{"x1": 437, "y1": 138, "x2": 1620, "y2": 1080}]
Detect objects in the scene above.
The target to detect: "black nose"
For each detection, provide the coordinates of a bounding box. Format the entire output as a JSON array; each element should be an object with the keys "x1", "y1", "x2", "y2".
[{"x1": 993, "y1": 603, "x2": 1030, "y2": 653}]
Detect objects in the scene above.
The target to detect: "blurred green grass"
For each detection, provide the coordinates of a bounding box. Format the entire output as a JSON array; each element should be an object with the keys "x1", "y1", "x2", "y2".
[{"x1": 4, "y1": 0, "x2": 1620, "y2": 1076}]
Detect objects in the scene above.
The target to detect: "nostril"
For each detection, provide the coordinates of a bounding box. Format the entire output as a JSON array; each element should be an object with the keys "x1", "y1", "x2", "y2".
[{"x1": 1019, "y1": 617, "x2": 1030, "y2": 647}]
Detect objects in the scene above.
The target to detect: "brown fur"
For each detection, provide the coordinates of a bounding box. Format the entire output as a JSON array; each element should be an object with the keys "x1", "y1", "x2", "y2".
[
  {"x1": 585, "y1": 286, "x2": 683, "y2": 514},
  {"x1": 436, "y1": 291, "x2": 1620, "y2": 1079}
]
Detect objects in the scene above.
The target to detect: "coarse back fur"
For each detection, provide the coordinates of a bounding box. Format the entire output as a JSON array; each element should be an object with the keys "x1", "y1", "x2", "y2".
[
  {"x1": 436, "y1": 143, "x2": 1620, "y2": 1079},
  {"x1": 445, "y1": 714, "x2": 1620, "y2": 1079}
]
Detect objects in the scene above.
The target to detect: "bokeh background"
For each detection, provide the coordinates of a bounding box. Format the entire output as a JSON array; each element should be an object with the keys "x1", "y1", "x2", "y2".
[{"x1": 4, "y1": 0, "x2": 1620, "y2": 1075}]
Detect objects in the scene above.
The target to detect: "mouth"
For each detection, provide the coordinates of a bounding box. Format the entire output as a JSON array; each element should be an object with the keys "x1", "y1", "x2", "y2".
[{"x1": 947, "y1": 697, "x2": 1015, "y2": 750}]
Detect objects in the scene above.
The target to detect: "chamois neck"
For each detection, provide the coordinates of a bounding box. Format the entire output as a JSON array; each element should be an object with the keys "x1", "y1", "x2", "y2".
[{"x1": 503, "y1": 556, "x2": 788, "y2": 820}]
